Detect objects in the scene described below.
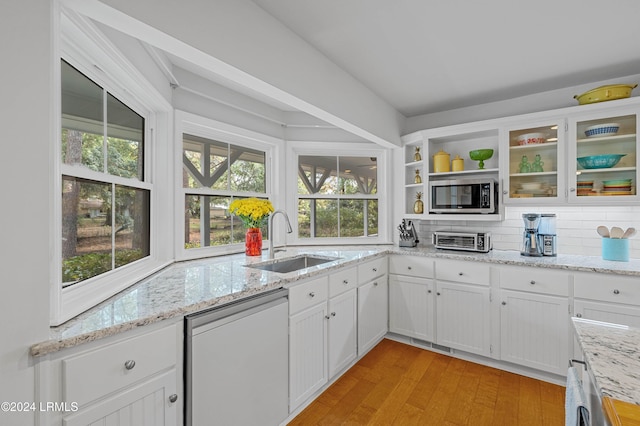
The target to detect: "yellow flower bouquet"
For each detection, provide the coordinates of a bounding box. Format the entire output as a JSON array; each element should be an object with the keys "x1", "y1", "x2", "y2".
[{"x1": 229, "y1": 198, "x2": 274, "y2": 229}]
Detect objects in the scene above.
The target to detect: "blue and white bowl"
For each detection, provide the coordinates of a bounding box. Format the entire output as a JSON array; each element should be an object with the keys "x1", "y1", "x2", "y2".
[
  {"x1": 584, "y1": 123, "x2": 620, "y2": 138},
  {"x1": 577, "y1": 154, "x2": 626, "y2": 169}
]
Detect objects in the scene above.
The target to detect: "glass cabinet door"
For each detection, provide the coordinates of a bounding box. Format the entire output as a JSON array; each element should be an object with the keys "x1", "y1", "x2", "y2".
[
  {"x1": 504, "y1": 121, "x2": 564, "y2": 203},
  {"x1": 569, "y1": 113, "x2": 637, "y2": 201}
]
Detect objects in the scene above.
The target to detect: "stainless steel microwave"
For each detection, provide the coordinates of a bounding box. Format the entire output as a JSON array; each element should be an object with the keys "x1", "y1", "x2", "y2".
[{"x1": 428, "y1": 178, "x2": 497, "y2": 214}]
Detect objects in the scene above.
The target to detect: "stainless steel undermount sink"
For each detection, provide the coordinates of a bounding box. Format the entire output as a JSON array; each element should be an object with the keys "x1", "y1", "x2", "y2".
[{"x1": 246, "y1": 255, "x2": 339, "y2": 273}]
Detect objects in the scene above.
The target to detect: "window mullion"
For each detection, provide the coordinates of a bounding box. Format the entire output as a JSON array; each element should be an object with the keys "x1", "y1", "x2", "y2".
[
  {"x1": 111, "y1": 182, "x2": 116, "y2": 271},
  {"x1": 103, "y1": 89, "x2": 108, "y2": 174}
]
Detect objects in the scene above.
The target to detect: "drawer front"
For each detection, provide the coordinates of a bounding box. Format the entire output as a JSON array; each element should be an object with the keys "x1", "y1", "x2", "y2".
[
  {"x1": 500, "y1": 266, "x2": 570, "y2": 296},
  {"x1": 388, "y1": 255, "x2": 434, "y2": 278},
  {"x1": 329, "y1": 267, "x2": 358, "y2": 297},
  {"x1": 358, "y1": 257, "x2": 388, "y2": 284},
  {"x1": 63, "y1": 324, "x2": 177, "y2": 407},
  {"x1": 289, "y1": 276, "x2": 329, "y2": 314},
  {"x1": 435, "y1": 259, "x2": 490, "y2": 286},
  {"x1": 574, "y1": 272, "x2": 640, "y2": 306}
]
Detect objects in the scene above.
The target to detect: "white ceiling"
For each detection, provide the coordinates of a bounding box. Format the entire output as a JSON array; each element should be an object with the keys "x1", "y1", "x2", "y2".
[{"x1": 250, "y1": 0, "x2": 640, "y2": 117}]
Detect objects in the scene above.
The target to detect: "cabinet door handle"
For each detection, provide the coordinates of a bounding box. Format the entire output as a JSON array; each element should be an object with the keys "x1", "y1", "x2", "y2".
[
  {"x1": 427, "y1": 289, "x2": 432, "y2": 294},
  {"x1": 169, "y1": 394, "x2": 178, "y2": 403},
  {"x1": 613, "y1": 289, "x2": 620, "y2": 295},
  {"x1": 407, "y1": 266, "x2": 412, "y2": 270},
  {"x1": 124, "y1": 360, "x2": 136, "y2": 370},
  {"x1": 373, "y1": 282, "x2": 378, "y2": 286},
  {"x1": 343, "y1": 279, "x2": 349, "y2": 285},
  {"x1": 576, "y1": 313, "x2": 583, "y2": 318},
  {"x1": 309, "y1": 292, "x2": 315, "y2": 297},
  {"x1": 458, "y1": 272, "x2": 463, "y2": 276},
  {"x1": 502, "y1": 301, "x2": 506, "y2": 305},
  {"x1": 530, "y1": 280, "x2": 536, "y2": 285},
  {"x1": 373, "y1": 268, "x2": 378, "y2": 272},
  {"x1": 503, "y1": 190, "x2": 508, "y2": 195},
  {"x1": 331, "y1": 312, "x2": 336, "y2": 317},
  {"x1": 437, "y1": 292, "x2": 441, "y2": 296},
  {"x1": 569, "y1": 188, "x2": 576, "y2": 192}
]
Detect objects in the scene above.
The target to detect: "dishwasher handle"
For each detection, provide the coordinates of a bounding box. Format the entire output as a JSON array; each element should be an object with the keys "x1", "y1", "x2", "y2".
[{"x1": 185, "y1": 288, "x2": 288, "y2": 334}]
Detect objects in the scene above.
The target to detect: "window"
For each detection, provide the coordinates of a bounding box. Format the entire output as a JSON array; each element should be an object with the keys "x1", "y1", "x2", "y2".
[
  {"x1": 181, "y1": 132, "x2": 270, "y2": 250},
  {"x1": 296, "y1": 154, "x2": 380, "y2": 240},
  {"x1": 60, "y1": 60, "x2": 150, "y2": 286}
]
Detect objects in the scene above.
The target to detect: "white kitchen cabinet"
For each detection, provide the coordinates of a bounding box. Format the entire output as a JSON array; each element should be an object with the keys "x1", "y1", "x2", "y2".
[
  {"x1": 435, "y1": 281, "x2": 491, "y2": 357},
  {"x1": 62, "y1": 370, "x2": 177, "y2": 426},
  {"x1": 36, "y1": 322, "x2": 182, "y2": 426},
  {"x1": 327, "y1": 288, "x2": 357, "y2": 378},
  {"x1": 401, "y1": 126, "x2": 502, "y2": 221},
  {"x1": 501, "y1": 118, "x2": 565, "y2": 204},
  {"x1": 568, "y1": 108, "x2": 639, "y2": 203},
  {"x1": 389, "y1": 275, "x2": 434, "y2": 341},
  {"x1": 574, "y1": 271, "x2": 640, "y2": 327},
  {"x1": 357, "y1": 257, "x2": 388, "y2": 355},
  {"x1": 388, "y1": 255, "x2": 435, "y2": 341},
  {"x1": 289, "y1": 276, "x2": 329, "y2": 411},
  {"x1": 499, "y1": 266, "x2": 570, "y2": 375},
  {"x1": 434, "y1": 259, "x2": 492, "y2": 357}
]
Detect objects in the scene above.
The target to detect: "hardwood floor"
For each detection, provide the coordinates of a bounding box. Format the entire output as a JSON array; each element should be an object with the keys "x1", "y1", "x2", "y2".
[{"x1": 288, "y1": 339, "x2": 565, "y2": 425}]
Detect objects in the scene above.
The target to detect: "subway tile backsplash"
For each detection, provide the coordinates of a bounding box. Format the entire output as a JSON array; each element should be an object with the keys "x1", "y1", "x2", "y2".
[{"x1": 415, "y1": 205, "x2": 640, "y2": 258}]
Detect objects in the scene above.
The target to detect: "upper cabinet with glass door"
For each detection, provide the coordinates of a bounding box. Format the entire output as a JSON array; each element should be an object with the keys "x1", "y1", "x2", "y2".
[
  {"x1": 503, "y1": 120, "x2": 564, "y2": 204},
  {"x1": 568, "y1": 110, "x2": 638, "y2": 202}
]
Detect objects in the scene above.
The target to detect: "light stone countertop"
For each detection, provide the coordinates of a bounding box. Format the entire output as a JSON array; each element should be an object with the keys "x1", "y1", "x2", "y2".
[
  {"x1": 31, "y1": 245, "x2": 640, "y2": 357},
  {"x1": 572, "y1": 318, "x2": 640, "y2": 406}
]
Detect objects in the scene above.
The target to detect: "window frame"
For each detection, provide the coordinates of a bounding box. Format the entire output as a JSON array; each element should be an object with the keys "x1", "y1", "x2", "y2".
[
  {"x1": 51, "y1": 10, "x2": 173, "y2": 326},
  {"x1": 174, "y1": 110, "x2": 282, "y2": 261},
  {"x1": 287, "y1": 141, "x2": 391, "y2": 246}
]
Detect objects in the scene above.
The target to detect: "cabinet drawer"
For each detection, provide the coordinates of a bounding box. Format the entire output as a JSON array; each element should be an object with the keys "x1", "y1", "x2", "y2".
[
  {"x1": 500, "y1": 266, "x2": 570, "y2": 296},
  {"x1": 289, "y1": 276, "x2": 328, "y2": 314},
  {"x1": 329, "y1": 267, "x2": 358, "y2": 297},
  {"x1": 63, "y1": 325, "x2": 177, "y2": 407},
  {"x1": 389, "y1": 255, "x2": 434, "y2": 278},
  {"x1": 358, "y1": 257, "x2": 388, "y2": 284},
  {"x1": 435, "y1": 259, "x2": 490, "y2": 286},
  {"x1": 574, "y1": 272, "x2": 640, "y2": 306}
]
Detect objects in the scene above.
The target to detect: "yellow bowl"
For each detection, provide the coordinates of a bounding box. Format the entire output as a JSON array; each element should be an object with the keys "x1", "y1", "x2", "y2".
[{"x1": 574, "y1": 84, "x2": 637, "y2": 105}]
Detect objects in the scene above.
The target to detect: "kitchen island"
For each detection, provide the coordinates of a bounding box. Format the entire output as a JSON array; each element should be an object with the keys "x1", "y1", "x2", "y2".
[{"x1": 572, "y1": 317, "x2": 640, "y2": 425}]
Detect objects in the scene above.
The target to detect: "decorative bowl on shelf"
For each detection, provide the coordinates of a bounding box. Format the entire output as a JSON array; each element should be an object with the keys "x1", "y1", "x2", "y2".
[
  {"x1": 516, "y1": 132, "x2": 546, "y2": 145},
  {"x1": 573, "y1": 84, "x2": 637, "y2": 105},
  {"x1": 576, "y1": 154, "x2": 626, "y2": 169},
  {"x1": 584, "y1": 123, "x2": 620, "y2": 138},
  {"x1": 469, "y1": 149, "x2": 494, "y2": 169}
]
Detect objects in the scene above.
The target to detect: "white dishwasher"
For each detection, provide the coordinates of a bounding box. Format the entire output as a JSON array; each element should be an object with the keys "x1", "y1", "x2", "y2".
[{"x1": 185, "y1": 288, "x2": 289, "y2": 426}]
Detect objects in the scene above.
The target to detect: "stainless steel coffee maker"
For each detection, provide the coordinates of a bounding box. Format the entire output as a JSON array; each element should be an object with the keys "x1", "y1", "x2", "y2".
[{"x1": 521, "y1": 213, "x2": 543, "y2": 257}]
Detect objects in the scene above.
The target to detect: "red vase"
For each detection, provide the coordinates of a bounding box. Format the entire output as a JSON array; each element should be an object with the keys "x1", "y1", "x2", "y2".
[{"x1": 245, "y1": 227, "x2": 263, "y2": 256}]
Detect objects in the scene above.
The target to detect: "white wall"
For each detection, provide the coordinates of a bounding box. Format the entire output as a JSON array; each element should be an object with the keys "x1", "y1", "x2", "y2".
[
  {"x1": 404, "y1": 73, "x2": 640, "y2": 134},
  {"x1": 0, "y1": 1, "x2": 52, "y2": 424},
  {"x1": 416, "y1": 205, "x2": 640, "y2": 258}
]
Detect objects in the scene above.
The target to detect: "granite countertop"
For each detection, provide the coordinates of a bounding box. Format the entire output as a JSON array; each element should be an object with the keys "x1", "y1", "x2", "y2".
[
  {"x1": 572, "y1": 317, "x2": 640, "y2": 406},
  {"x1": 31, "y1": 245, "x2": 640, "y2": 357}
]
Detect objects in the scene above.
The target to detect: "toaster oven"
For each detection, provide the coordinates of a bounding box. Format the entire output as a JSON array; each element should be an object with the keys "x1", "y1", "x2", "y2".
[{"x1": 432, "y1": 231, "x2": 492, "y2": 253}]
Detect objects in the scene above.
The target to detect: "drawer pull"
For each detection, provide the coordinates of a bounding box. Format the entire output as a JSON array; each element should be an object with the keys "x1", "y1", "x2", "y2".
[
  {"x1": 373, "y1": 268, "x2": 378, "y2": 272},
  {"x1": 124, "y1": 360, "x2": 136, "y2": 370},
  {"x1": 502, "y1": 301, "x2": 506, "y2": 305},
  {"x1": 576, "y1": 313, "x2": 583, "y2": 318},
  {"x1": 325, "y1": 315, "x2": 331, "y2": 319},
  {"x1": 331, "y1": 312, "x2": 336, "y2": 317},
  {"x1": 169, "y1": 394, "x2": 178, "y2": 403},
  {"x1": 437, "y1": 292, "x2": 441, "y2": 296},
  {"x1": 530, "y1": 280, "x2": 536, "y2": 285},
  {"x1": 373, "y1": 282, "x2": 378, "y2": 286},
  {"x1": 427, "y1": 289, "x2": 432, "y2": 294},
  {"x1": 407, "y1": 266, "x2": 412, "y2": 270},
  {"x1": 613, "y1": 289, "x2": 620, "y2": 295},
  {"x1": 458, "y1": 272, "x2": 463, "y2": 276},
  {"x1": 309, "y1": 292, "x2": 315, "y2": 298},
  {"x1": 343, "y1": 279, "x2": 349, "y2": 285}
]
